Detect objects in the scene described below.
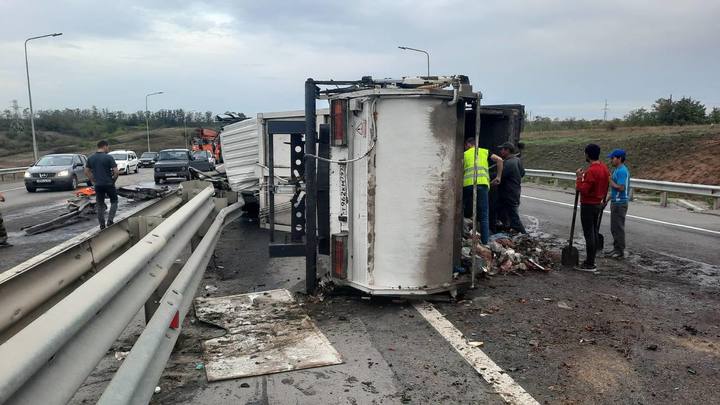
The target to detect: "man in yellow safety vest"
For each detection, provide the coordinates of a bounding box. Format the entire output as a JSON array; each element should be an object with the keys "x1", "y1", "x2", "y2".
[{"x1": 463, "y1": 138, "x2": 504, "y2": 244}]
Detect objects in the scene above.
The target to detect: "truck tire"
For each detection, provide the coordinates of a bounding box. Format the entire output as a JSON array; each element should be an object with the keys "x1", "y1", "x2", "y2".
[{"x1": 26, "y1": 186, "x2": 36, "y2": 193}]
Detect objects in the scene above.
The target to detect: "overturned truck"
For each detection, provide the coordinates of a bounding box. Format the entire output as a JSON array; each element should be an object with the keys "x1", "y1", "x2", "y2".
[{"x1": 220, "y1": 76, "x2": 524, "y2": 296}]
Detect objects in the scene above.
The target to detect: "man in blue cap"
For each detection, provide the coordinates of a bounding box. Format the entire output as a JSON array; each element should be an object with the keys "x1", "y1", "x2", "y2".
[{"x1": 605, "y1": 149, "x2": 630, "y2": 259}]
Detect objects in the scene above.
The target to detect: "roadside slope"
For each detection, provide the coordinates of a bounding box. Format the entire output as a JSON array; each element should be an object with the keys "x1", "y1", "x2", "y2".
[{"x1": 522, "y1": 125, "x2": 720, "y2": 185}]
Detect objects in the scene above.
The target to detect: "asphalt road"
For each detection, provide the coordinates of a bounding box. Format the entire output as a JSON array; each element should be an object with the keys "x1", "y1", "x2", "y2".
[
  {"x1": 0, "y1": 168, "x2": 158, "y2": 272},
  {"x1": 520, "y1": 184, "x2": 720, "y2": 267},
  {"x1": 5, "y1": 179, "x2": 718, "y2": 403}
]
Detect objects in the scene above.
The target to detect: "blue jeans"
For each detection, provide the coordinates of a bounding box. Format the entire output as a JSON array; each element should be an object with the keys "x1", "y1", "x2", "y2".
[{"x1": 463, "y1": 185, "x2": 490, "y2": 244}]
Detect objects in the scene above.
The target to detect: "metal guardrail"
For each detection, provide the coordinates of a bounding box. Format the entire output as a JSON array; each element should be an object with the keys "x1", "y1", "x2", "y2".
[
  {"x1": 0, "y1": 181, "x2": 243, "y2": 404},
  {"x1": 0, "y1": 167, "x2": 28, "y2": 182},
  {"x1": 525, "y1": 169, "x2": 720, "y2": 209}
]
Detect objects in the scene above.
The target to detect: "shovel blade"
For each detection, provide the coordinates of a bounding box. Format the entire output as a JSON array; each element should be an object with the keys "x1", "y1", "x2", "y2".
[{"x1": 561, "y1": 245, "x2": 579, "y2": 267}]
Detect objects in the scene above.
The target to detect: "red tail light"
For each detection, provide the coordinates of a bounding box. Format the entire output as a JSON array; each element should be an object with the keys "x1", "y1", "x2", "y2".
[
  {"x1": 331, "y1": 232, "x2": 348, "y2": 279},
  {"x1": 331, "y1": 99, "x2": 347, "y2": 146}
]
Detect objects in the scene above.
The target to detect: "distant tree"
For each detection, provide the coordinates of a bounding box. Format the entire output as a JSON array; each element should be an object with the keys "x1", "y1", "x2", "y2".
[
  {"x1": 652, "y1": 97, "x2": 675, "y2": 125},
  {"x1": 709, "y1": 107, "x2": 720, "y2": 124},
  {"x1": 652, "y1": 96, "x2": 706, "y2": 125},
  {"x1": 673, "y1": 97, "x2": 706, "y2": 125},
  {"x1": 624, "y1": 108, "x2": 656, "y2": 126}
]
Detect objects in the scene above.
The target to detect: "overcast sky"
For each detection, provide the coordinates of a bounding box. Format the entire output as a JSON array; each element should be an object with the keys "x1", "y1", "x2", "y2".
[{"x1": 1, "y1": 0, "x2": 718, "y2": 119}]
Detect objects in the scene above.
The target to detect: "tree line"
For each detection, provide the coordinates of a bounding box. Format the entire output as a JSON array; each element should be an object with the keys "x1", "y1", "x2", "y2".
[
  {"x1": 0, "y1": 105, "x2": 220, "y2": 139},
  {"x1": 527, "y1": 96, "x2": 720, "y2": 131}
]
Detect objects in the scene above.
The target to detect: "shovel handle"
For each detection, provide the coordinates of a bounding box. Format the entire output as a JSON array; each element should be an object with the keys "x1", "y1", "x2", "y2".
[{"x1": 568, "y1": 190, "x2": 580, "y2": 246}]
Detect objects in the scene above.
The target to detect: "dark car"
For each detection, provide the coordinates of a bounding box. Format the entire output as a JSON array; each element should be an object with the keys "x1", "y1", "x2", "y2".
[
  {"x1": 154, "y1": 149, "x2": 194, "y2": 184},
  {"x1": 24, "y1": 153, "x2": 91, "y2": 192},
  {"x1": 191, "y1": 150, "x2": 215, "y2": 172},
  {"x1": 139, "y1": 152, "x2": 159, "y2": 168}
]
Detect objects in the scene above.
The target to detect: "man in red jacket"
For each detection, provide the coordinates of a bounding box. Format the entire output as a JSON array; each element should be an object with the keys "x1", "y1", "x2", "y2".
[{"x1": 575, "y1": 144, "x2": 610, "y2": 272}]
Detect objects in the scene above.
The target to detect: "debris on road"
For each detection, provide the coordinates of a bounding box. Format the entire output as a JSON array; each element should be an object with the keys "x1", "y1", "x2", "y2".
[
  {"x1": 557, "y1": 301, "x2": 573, "y2": 310},
  {"x1": 193, "y1": 289, "x2": 342, "y2": 382},
  {"x1": 461, "y1": 219, "x2": 558, "y2": 276}
]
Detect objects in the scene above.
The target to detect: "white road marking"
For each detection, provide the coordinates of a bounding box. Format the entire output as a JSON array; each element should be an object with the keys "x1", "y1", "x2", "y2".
[
  {"x1": 413, "y1": 302, "x2": 540, "y2": 405},
  {"x1": 0, "y1": 186, "x2": 25, "y2": 193},
  {"x1": 522, "y1": 195, "x2": 720, "y2": 237}
]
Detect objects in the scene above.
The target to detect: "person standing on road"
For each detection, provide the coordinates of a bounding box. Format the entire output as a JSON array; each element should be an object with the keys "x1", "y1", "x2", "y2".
[
  {"x1": 575, "y1": 143, "x2": 610, "y2": 272},
  {"x1": 85, "y1": 140, "x2": 119, "y2": 229},
  {"x1": 463, "y1": 137, "x2": 504, "y2": 244},
  {"x1": 496, "y1": 142, "x2": 527, "y2": 234},
  {"x1": 605, "y1": 149, "x2": 630, "y2": 259},
  {"x1": 0, "y1": 192, "x2": 10, "y2": 247}
]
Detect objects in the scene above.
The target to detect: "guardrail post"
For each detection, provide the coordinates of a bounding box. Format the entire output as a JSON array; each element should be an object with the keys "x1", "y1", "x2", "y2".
[
  {"x1": 660, "y1": 191, "x2": 668, "y2": 207},
  {"x1": 533, "y1": 176, "x2": 540, "y2": 184},
  {"x1": 144, "y1": 259, "x2": 183, "y2": 323},
  {"x1": 552, "y1": 178, "x2": 559, "y2": 187},
  {"x1": 713, "y1": 197, "x2": 719, "y2": 211}
]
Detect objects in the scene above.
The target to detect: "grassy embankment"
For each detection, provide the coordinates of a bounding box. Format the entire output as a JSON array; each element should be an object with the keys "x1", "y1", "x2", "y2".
[
  {"x1": 521, "y1": 124, "x2": 720, "y2": 186},
  {"x1": 0, "y1": 127, "x2": 188, "y2": 167}
]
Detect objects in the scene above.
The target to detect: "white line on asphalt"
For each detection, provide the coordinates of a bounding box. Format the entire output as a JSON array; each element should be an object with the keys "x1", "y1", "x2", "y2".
[
  {"x1": 522, "y1": 195, "x2": 720, "y2": 237},
  {"x1": 413, "y1": 302, "x2": 540, "y2": 405},
  {"x1": 0, "y1": 186, "x2": 25, "y2": 193}
]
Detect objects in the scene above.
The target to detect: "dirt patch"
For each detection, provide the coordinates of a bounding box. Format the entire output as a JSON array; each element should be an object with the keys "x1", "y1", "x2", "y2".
[{"x1": 437, "y1": 253, "x2": 720, "y2": 404}]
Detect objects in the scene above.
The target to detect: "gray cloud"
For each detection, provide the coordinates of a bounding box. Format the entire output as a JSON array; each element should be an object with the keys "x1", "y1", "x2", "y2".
[{"x1": 0, "y1": 0, "x2": 718, "y2": 119}]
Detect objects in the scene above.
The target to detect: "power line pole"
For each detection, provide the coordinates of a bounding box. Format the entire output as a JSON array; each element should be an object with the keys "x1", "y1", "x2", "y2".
[{"x1": 602, "y1": 99, "x2": 609, "y2": 121}]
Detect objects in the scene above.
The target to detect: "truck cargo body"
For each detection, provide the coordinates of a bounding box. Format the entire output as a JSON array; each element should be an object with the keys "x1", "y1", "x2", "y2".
[{"x1": 219, "y1": 109, "x2": 329, "y2": 232}]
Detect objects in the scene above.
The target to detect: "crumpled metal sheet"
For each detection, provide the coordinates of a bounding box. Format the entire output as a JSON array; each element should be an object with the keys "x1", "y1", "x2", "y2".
[{"x1": 194, "y1": 289, "x2": 343, "y2": 382}]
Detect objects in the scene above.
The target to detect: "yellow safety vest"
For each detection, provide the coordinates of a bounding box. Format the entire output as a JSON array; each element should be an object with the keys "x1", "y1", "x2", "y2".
[{"x1": 463, "y1": 147, "x2": 490, "y2": 187}]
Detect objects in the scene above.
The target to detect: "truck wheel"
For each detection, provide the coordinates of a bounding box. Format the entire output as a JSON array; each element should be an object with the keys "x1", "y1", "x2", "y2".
[
  {"x1": 135, "y1": 165, "x2": 139, "y2": 173},
  {"x1": 26, "y1": 186, "x2": 36, "y2": 193},
  {"x1": 155, "y1": 178, "x2": 162, "y2": 185}
]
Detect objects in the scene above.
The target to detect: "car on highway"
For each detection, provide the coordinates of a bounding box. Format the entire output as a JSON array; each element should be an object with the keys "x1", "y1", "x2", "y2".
[
  {"x1": 139, "y1": 152, "x2": 159, "y2": 168},
  {"x1": 24, "y1": 153, "x2": 91, "y2": 192},
  {"x1": 109, "y1": 150, "x2": 139, "y2": 175},
  {"x1": 191, "y1": 150, "x2": 216, "y2": 171},
  {"x1": 154, "y1": 149, "x2": 195, "y2": 184}
]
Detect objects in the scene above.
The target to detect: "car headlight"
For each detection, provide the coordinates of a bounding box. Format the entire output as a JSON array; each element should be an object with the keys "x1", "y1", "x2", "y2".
[
  {"x1": 57, "y1": 170, "x2": 70, "y2": 177},
  {"x1": 155, "y1": 167, "x2": 160, "y2": 172},
  {"x1": 24, "y1": 171, "x2": 31, "y2": 178}
]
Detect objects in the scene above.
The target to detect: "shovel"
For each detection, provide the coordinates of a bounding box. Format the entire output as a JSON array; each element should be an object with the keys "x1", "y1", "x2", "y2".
[
  {"x1": 561, "y1": 190, "x2": 580, "y2": 267},
  {"x1": 596, "y1": 201, "x2": 609, "y2": 250}
]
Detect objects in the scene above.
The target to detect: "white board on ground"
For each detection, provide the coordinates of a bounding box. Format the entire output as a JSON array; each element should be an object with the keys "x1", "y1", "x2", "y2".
[{"x1": 194, "y1": 289, "x2": 343, "y2": 382}]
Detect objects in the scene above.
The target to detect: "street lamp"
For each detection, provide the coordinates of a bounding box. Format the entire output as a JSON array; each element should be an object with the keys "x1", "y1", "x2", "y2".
[
  {"x1": 398, "y1": 46, "x2": 430, "y2": 77},
  {"x1": 145, "y1": 91, "x2": 164, "y2": 152},
  {"x1": 25, "y1": 33, "x2": 63, "y2": 162}
]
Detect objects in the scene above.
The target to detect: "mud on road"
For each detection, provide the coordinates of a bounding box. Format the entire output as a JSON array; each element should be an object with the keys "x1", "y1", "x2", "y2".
[{"x1": 69, "y1": 217, "x2": 719, "y2": 404}]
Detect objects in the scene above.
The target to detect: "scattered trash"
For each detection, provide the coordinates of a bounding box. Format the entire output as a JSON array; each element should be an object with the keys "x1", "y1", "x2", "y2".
[
  {"x1": 468, "y1": 341, "x2": 484, "y2": 348},
  {"x1": 687, "y1": 366, "x2": 697, "y2": 375},
  {"x1": 114, "y1": 351, "x2": 130, "y2": 361},
  {"x1": 240, "y1": 382, "x2": 250, "y2": 388},
  {"x1": 646, "y1": 344, "x2": 658, "y2": 351},
  {"x1": 528, "y1": 339, "x2": 539, "y2": 347},
  {"x1": 683, "y1": 325, "x2": 699, "y2": 335},
  {"x1": 461, "y1": 218, "x2": 557, "y2": 275},
  {"x1": 204, "y1": 285, "x2": 218, "y2": 293},
  {"x1": 557, "y1": 301, "x2": 573, "y2": 310},
  {"x1": 195, "y1": 362, "x2": 205, "y2": 370},
  {"x1": 154, "y1": 386, "x2": 161, "y2": 394}
]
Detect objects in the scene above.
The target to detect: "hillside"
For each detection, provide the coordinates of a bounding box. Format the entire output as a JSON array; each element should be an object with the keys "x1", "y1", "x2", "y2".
[
  {"x1": 0, "y1": 127, "x2": 189, "y2": 167},
  {"x1": 521, "y1": 124, "x2": 720, "y2": 185}
]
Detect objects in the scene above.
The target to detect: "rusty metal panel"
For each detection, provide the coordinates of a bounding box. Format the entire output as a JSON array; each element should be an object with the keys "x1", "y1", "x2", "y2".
[{"x1": 194, "y1": 289, "x2": 342, "y2": 382}]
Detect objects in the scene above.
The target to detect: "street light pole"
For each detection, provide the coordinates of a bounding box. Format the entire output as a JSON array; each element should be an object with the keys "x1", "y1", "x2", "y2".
[
  {"x1": 145, "y1": 91, "x2": 164, "y2": 152},
  {"x1": 25, "y1": 33, "x2": 62, "y2": 162},
  {"x1": 398, "y1": 46, "x2": 430, "y2": 77}
]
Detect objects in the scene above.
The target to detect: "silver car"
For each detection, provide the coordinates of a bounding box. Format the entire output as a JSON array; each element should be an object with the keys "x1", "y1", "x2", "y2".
[{"x1": 24, "y1": 153, "x2": 91, "y2": 192}]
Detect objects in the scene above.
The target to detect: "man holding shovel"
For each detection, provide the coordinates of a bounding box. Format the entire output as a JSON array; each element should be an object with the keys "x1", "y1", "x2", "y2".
[{"x1": 575, "y1": 144, "x2": 610, "y2": 272}]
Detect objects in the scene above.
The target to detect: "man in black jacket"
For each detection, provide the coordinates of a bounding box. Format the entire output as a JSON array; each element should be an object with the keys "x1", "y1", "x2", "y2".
[{"x1": 496, "y1": 142, "x2": 527, "y2": 234}]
